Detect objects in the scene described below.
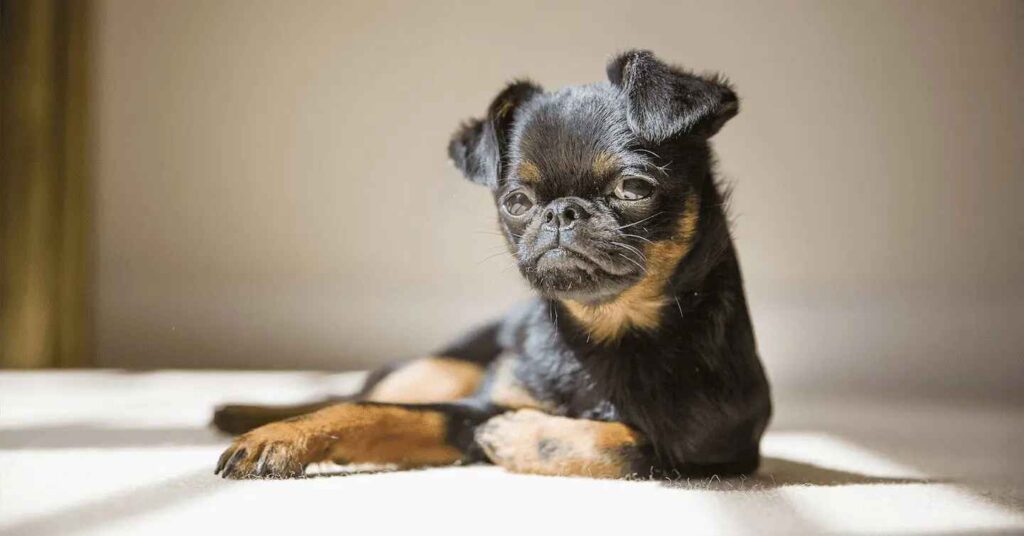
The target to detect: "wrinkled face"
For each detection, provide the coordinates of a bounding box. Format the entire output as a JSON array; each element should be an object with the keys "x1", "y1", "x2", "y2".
[
  {"x1": 495, "y1": 85, "x2": 696, "y2": 304},
  {"x1": 448, "y1": 50, "x2": 737, "y2": 308}
]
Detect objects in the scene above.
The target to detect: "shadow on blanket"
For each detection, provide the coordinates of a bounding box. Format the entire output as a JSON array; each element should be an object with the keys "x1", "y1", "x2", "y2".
[
  {"x1": 661, "y1": 456, "x2": 933, "y2": 491},
  {"x1": 0, "y1": 424, "x2": 223, "y2": 449},
  {"x1": 0, "y1": 426, "x2": 949, "y2": 536},
  {"x1": 0, "y1": 425, "x2": 933, "y2": 489}
]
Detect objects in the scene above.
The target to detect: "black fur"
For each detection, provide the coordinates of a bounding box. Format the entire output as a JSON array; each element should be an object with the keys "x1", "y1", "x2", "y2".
[
  {"x1": 213, "y1": 50, "x2": 770, "y2": 480},
  {"x1": 448, "y1": 80, "x2": 543, "y2": 188},
  {"x1": 449, "y1": 50, "x2": 771, "y2": 476},
  {"x1": 607, "y1": 49, "x2": 739, "y2": 141}
]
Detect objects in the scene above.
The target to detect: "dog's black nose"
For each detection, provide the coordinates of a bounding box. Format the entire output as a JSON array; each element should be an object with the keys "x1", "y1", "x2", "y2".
[{"x1": 542, "y1": 198, "x2": 590, "y2": 230}]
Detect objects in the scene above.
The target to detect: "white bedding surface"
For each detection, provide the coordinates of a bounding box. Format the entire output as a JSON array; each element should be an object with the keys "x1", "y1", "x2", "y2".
[{"x1": 1, "y1": 370, "x2": 1022, "y2": 535}]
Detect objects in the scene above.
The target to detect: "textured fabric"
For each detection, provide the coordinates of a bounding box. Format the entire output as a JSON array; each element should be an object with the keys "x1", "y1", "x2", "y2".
[{"x1": 1, "y1": 370, "x2": 1022, "y2": 535}]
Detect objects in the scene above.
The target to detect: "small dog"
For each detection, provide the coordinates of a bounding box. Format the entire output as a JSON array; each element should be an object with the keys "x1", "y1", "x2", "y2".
[{"x1": 213, "y1": 50, "x2": 771, "y2": 480}]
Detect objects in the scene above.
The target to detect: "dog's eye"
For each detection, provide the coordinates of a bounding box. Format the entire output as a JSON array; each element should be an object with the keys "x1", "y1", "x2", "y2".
[
  {"x1": 503, "y1": 191, "x2": 534, "y2": 217},
  {"x1": 613, "y1": 177, "x2": 655, "y2": 201}
]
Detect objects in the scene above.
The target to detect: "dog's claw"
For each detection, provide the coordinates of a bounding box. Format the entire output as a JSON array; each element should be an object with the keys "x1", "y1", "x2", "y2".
[
  {"x1": 254, "y1": 449, "x2": 270, "y2": 476},
  {"x1": 215, "y1": 448, "x2": 231, "y2": 475},
  {"x1": 220, "y1": 448, "x2": 247, "y2": 478},
  {"x1": 215, "y1": 422, "x2": 309, "y2": 479},
  {"x1": 215, "y1": 445, "x2": 243, "y2": 475}
]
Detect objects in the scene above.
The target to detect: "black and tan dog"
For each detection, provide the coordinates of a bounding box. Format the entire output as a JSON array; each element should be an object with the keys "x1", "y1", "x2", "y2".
[{"x1": 214, "y1": 50, "x2": 771, "y2": 480}]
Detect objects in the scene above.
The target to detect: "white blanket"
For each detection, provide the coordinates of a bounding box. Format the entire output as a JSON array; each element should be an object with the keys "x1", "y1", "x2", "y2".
[{"x1": 1, "y1": 371, "x2": 1021, "y2": 535}]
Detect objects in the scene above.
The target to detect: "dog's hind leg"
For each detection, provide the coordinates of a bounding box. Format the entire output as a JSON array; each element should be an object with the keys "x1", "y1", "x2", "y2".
[{"x1": 211, "y1": 321, "x2": 503, "y2": 434}]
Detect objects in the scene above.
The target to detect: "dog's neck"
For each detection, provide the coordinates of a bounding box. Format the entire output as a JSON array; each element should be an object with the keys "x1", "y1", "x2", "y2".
[{"x1": 560, "y1": 192, "x2": 703, "y2": 344}]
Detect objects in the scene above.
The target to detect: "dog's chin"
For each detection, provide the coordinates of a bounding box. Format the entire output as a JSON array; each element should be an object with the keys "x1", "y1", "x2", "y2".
[{"x1": 523, "y1": 248, "x2": 637, "y2": 304}]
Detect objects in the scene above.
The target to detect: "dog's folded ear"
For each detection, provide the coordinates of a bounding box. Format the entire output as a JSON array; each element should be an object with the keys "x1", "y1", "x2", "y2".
[
  {"x1": 607, "y1": 50, "x2": 738, "y2": 142},
  {"x1": 448, "y1": 118, "x2": 500, "y2": 188},
  {"x1": 448, "y1": 80, "x2": 543, "y2": 188}
]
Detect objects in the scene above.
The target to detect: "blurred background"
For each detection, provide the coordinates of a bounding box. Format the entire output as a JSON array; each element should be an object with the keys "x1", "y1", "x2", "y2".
[{"x1": 2, "y1": 0, "x2": 1021, "y2": 403}]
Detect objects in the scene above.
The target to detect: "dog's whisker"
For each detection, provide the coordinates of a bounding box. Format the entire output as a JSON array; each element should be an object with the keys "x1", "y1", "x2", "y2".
[
  {"x1": 616, "y1": 252, "x2": 647, "y2": 274},
  {"x1": 620, "y1": 233, "x2": 654, "y2": 244},
  {"x1": 473, "y1": 229, "x2": 523, "y2": 239},
  {"x1": 635, "y1": 148, "x2": 662, "y2": 160},
  {"x1": 477, "y1": 251, "x2": 513, "y2": 264},
  {"x1": 613, "y1": 212, "x2": 664, "y2": 231},
  {"x1": 610, "y1": 241, "x2": 647, "y2": 262}
]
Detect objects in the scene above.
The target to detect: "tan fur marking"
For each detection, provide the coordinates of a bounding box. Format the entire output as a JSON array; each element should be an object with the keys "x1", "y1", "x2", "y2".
[
  {"x1": 365, "y1": 356, "x2": 484, "y2": 403},
  {"x1": 591, "y1": 151, "x2": 620, "y2": 177},
  {"x1": 476, "y1": 409, "x2": 644, "y2": 478},
  {"x1": 487, "y1": 354, "x2": 551, "y2": 411},
  {"x1": 563, "y1": 193, "x2": 701, "y2": 343},
  {"x1": 317, "y1": 405, "x2": 461, "y2": 466},
  {"x1": 233, "y1": 404, "x2": 462, "y2": 470},
  {"x1": 517, "y1": 160, "x2": 541, "y2": 183}
]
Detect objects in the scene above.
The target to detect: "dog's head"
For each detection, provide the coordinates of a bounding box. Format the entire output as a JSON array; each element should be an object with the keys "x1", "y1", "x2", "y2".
[{"x1": 449, "y1": 51, "x2": 737, "y2": 332}]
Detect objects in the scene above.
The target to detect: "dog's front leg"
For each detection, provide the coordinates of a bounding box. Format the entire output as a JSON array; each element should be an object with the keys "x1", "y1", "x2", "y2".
[{"x1": 215, "y1": 401, "x2": 498, "y2": 479}]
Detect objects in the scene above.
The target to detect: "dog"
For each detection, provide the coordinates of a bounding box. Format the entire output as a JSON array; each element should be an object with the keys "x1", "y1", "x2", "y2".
[{"x1": 213, "y1": 50, "x2": 772, "y2": 480}]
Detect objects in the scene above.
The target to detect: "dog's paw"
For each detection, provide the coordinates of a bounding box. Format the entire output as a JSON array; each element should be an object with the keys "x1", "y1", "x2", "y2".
[
  {"x1": 475, "y1": 409, "x2": 636, "y2": 478},
  {"x1": 475, "y1": 409, "x2": 554, "y2": 473},
  {"x1": 214, "y1": 422, "x2": 310, "y2": 479}
]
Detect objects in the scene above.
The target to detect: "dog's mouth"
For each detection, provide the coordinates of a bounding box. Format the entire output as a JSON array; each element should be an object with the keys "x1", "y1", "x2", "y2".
[
  {"x1": 523, "y1": 243, "x2": 642, "y2": 302},
  {"x1": 536, "y1": 247, "x2": 592, "y2": 270}
]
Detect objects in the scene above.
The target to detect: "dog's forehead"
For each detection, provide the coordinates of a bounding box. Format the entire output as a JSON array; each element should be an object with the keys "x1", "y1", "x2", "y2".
[{"x1": 509, "y1": 83, "x2": 637, "y2": 191}]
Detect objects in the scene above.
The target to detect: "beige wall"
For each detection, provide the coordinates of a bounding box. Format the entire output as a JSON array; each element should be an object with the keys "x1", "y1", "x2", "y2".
[{"x1": 92, "y1": 0, "x2": 1024, "y2": 399}]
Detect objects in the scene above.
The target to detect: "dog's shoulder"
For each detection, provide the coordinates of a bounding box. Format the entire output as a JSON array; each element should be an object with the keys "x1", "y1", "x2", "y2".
[{"x1": 476, "y1": 299, "x2": 622, "y2": 421}]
